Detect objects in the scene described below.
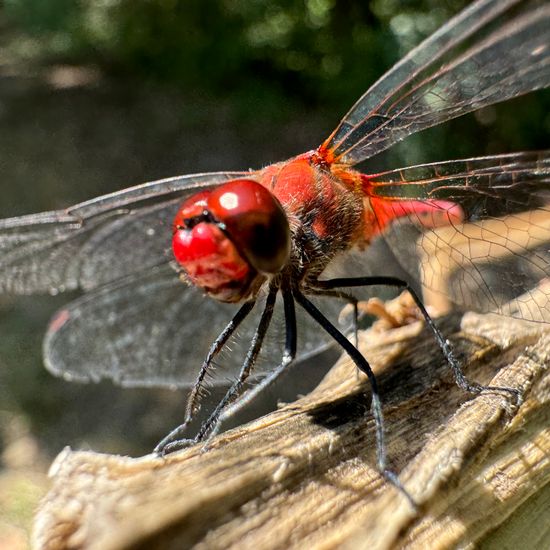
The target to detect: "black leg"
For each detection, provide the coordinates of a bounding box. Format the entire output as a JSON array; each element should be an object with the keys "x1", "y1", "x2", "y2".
[
  {"x1": 315, "y1": 276, "x2": 521, "y2": 402},
  {"x1": 153, "y1": 300, "x2": 256, "y2": 455},
  {"x1": 308, "y1": 288, "x2": 360, "y2": 347},
  {"x1": 159, "y1": 283, "x2": 279, "y2": 455},
  {"x1": 185, "y1": 300, "x2": 256, "y2": 421},
  {"x1": 210, "y1": 284, "x2": 298, "y2": 438},
  {"x1": 293, "y1": 288, "x2": 416, "y2": 508}
]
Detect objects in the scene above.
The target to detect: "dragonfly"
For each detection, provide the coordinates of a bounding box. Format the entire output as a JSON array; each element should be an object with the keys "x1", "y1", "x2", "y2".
[{"x1": 0, "y1": 0, "x2": 549, "y2": 503}]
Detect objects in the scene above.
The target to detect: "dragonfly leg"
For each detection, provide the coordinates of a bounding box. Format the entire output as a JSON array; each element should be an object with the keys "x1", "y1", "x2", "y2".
[
  {"x1": 184, "y1": 301, "x2": 256, "y2": 422},
  {"x1": 308, "y1": 288, "x2": 360, "y2": 347},
  {"x1": 315, "y1": 277, "x2": 522, "y2": 404},
  {"x1": 153, "y1": 300, "x2": 256, "y2": 455},
  {"x1": 293, "y1": 288, "x2": 416, "y2": 509},
  {"x1": 207, "y1": 285, "x2": 298, "y2": 439},
  {"x1": 158, "y1": 283, "x2": 278, "y2": 455}
]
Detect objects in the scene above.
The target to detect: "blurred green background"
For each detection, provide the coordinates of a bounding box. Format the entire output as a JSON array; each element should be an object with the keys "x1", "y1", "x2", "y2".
[{"x1": 0, "y1": 0, "x2": 548, "y2": 545}]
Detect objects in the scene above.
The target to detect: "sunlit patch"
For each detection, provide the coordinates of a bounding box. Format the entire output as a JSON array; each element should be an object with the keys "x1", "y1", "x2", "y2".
[{"x1": 219, "y1": 192, "x2": 239, "y2": 211}]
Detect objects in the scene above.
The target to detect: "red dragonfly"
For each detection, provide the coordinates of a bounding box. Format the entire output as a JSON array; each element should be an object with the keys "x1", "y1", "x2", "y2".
[{"x1": 0, "y1": 0, "x2": 549, "y2": 501}]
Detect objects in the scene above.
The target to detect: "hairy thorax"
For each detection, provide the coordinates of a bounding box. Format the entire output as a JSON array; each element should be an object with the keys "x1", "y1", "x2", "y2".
[{"x1": 257, "y1": 152, "x2": 367, "y2": 286}]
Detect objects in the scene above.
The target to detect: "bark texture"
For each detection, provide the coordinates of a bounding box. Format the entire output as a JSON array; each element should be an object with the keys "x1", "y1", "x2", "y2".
[{"x1": 33, "y1": 311, "x2": 550, "y2": 550}]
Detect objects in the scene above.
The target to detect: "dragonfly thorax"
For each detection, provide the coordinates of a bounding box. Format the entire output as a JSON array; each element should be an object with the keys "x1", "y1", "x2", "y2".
[{"x1": 259, "y1": 153, "x2": 366, "y2": 285}]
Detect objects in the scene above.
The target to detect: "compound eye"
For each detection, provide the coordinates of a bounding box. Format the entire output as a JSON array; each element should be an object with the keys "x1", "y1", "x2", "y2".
[
  {"x1": 173, "y1": 190, "x2": 210, "y2": 230},
  {"x1": 207, "y1": 179, "x2": 291, "y2": 274},
  {"x1": 172, "y1": 189, "x2": 254, "y2": 302}
]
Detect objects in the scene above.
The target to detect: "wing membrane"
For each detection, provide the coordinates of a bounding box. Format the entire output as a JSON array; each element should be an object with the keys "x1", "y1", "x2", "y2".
[
  {"x1": 0, "y1": 172, "x2": 246, "y2": 294},
  {"x1": 322, "y1": 0, "x2": 549, "y2": 165},
  {"x1": 368, "y1": 151, "x2": 550, "y2": 207},
  {"x1": 364, "y1": 151, "x2": 550, "y2": 321},
  {"x1": 44, "y1": 265, "x2": 341, "y2": 388}
]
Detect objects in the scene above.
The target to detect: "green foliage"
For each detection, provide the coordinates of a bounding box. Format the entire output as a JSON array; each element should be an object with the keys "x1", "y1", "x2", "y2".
[
  {"x1": 2, "y1": 0, "x2": 469, "y2": 106},
  {"x1": 2, "y1": 0, "x2": 548, "y2": 157}
]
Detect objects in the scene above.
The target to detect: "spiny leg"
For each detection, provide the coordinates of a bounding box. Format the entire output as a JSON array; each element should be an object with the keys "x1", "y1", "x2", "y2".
[
  {"x1": 293, "y1": 289, "x2": 416, "y2": 508},
  {"x1": 160, "y1": 283, "x2": 279, "y2": 455},
  {"x1": 185, "y1": 301, "x2": 256, "y2": 421},
  {"x1": 315, "y1": 276, "x2": 521, "y2": 403},
  {"x1": 210, "y1": 284, "x2": 298, "y2": 438},
  {"x1": 202, "y1": 286, "x2": 360, "y2": 437},
  {"x1": 154, "y1": 300, "x2": 256, "y2": 455},
  {"x1": 308, "y1": 288, "x2": 360, "y2": 347}
]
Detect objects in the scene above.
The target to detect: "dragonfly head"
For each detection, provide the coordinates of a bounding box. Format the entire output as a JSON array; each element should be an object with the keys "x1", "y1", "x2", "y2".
[{"x1": 172, "y1": 179, "x2": 291, "y2": 302}]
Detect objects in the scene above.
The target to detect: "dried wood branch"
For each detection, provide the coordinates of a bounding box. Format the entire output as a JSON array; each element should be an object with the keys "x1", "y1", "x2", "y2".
[{"x1": 33, "y1": 311, "x2": 550, "y2": 550}]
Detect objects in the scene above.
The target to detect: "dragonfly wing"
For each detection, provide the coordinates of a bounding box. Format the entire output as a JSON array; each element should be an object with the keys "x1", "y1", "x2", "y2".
[
  {"x1": 321, "y1": 0, "x2": 550, "y2": 165},
  {"x1": 44, "y1": 264, "x2": 342, "y2": 389},
  {"x1": 365, "y1": 151, "x2": 550, "y2": 322},
  {"x1": 0, "y1": 171, "x2": 247, "y2": 295}
]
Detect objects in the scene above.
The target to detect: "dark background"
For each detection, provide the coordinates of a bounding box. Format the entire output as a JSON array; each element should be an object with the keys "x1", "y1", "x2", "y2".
[{"x1": 0, "y1": 2, "x2": 548, "y2": 533}]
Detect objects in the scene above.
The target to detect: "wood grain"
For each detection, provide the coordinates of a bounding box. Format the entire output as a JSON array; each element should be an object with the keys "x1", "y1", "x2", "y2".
[{"x1": 32, "y1": 311, "x2": 550, "y2": 550}]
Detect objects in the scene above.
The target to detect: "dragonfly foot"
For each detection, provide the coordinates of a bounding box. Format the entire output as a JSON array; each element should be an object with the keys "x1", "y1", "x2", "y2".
[
  {"x1": 154, "y1": 421, "x2": 194, "y2": 456},
  {"x1": 382, "y1": 469, "x2": 417, "y2": 512},
  {"x1": 461, "y1": 381, "x2": 522, "y2": 407},
  {"x1": 155, "y1": 437, "x2": 197, "y2": 457}
]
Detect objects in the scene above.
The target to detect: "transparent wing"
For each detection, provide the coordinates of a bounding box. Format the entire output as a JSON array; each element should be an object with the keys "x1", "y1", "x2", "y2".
[
  {"x1": 321, "y1": 0, "x2": 550, "y2": 165},
  {"x1": 363, "y1": 151, "x2": 550, "y2": 321},
  {"x1": 44, "y1": 264, "x2": 343, "y2": 389},
  {"x1": 0, "y1": 171, "x2": 247, "y2": 294}
]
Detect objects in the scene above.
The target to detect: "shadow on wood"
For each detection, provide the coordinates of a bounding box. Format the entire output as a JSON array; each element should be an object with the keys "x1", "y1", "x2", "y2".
[{"x1": 32, "y1": 311, "x2": 550, "y2": 549}]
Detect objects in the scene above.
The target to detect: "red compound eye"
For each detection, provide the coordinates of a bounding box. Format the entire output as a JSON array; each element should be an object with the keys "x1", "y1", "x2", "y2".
[
  {"x1": 173, "y1": 190, "x2": 210, "y2": 230},
  {"x1": 206, "y1": 179, "x2": 291, "y2": 274},
  {"x1": 172, "y1": 179, "x2": 291, "y2": 301}
]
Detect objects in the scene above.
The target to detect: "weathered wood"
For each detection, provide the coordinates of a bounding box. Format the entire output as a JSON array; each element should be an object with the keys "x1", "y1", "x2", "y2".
[{"x1": 32, "y1": 312, "x2": 550, "y2": 550}]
